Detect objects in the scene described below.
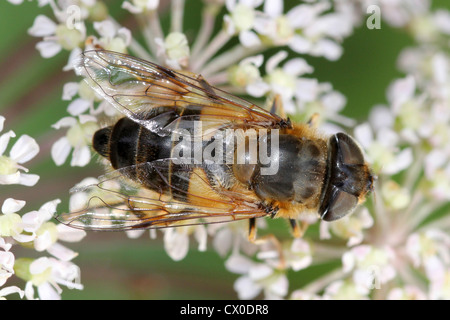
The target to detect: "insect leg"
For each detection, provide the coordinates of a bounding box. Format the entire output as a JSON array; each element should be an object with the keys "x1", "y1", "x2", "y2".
[
  {"x1": 248, "y1": 216, "x2": 286, "y2": 269},
  {"x1": 289, "y1": 219, "x2": 309, "y2": 238},
  {"x1": 248, "y1": 217, "x2": 257, "y2": 242},
  {"x1": 307, "y1": 113, "x2": 320, "y2": 128},
  {"x1": 269, "y1": 94, "x2": 286, "y2": 118},
  {"x1": 253, "y1": 234, "x2": 286, "y2": 270}
]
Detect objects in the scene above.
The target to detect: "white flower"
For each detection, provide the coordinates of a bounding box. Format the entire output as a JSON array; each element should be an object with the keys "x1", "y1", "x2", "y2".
[
  {"x1": 69, "y1": 177, "x2": 122, "y2": 212},
  {"x1": 380, "y1": 180, "x2": 411, "y2": 210},
  {"x1": 342, "y1": 245, "x2": 396, "y2": 292},
  {"x1": 406, "y1": 230, "x2": 450, "y2": 271},
  {"x1": 320, "y1": 207, "x2": 374, "y2": 247},
  {"x1": 226, "y1": 251, "x2": 288, "y2": 299},
  {"x1": 0, "y1": 118, "x2": 40, "y2": 186},
  {"x1": 28, "y1": 14, "x2": 86, "y2": 58},
  {"x1": 387, "y1": 285, "x2": 427, "y2": 300},
  {"x1": 256, "y1": 237, "x2": 312, "y2": 272},
  {"x1": 92, "y1": 20, "x2": 131, "y2": 53},
  {"x1": 387, "y1": 75, "x2": 416, "y2": 115},
  {"x1": 0, "y1": 285, "x2": 24, "y2": 300},
  {"x1": 7, "y1": 0, "x2": 26, "y2": 4},
  {"x1": 155, "y1": 32, "x2": 190, "y2": 69},
  {"x1": 0, "y1": 198, "x2": 26, "y2": 240},
  {"x1": 256, "y1": 1, "x2": 353, "y2": 60},
  {"x1": 229, "y1": 55, "x2": 266, "y2": 96},
  {"x1": 163, "y1": 226, "x2": 207, "y2": 261},
  {"x1": 21, "y1": 199, "x2": 86, "y2": 261},
  {"x1": 323, "y1": 280, "x2": 369, "y2": 300},
  {"x1": 122, "y1": 0, "x2": 159, "y2": 14},
  {"x1": 0, "y1": 238, "x2": 15, "y2": 287},
  {"x1": 224, "y1": 0, "x2": 263, "y2": 47},
  {"x1": 255, "y1": 51, "x2": 314, "y2": 113},
  {"x1": 354, "y1": 122, "x2": 412, "y2": 175},
  {"x1": 51, "y1": 115, "x2": 99, "y2": 167},
  {"x1": 21, "y1": 257, "x2": 83, "y2": 300},
  {"x1": 62, "y1": 81, "x2": 116, "y2": 117}
]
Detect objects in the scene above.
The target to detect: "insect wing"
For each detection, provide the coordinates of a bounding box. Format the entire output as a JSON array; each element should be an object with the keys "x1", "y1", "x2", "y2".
[
  {"x1": 57, "y1": 160, "x2": 268, "y2": 231},
  {"x1": 74, "y1": 50, "x2": 283, "y2": 136}
]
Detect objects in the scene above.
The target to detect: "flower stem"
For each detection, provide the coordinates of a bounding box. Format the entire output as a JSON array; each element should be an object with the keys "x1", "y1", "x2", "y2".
[
  {"x1": 201, "y1": 43, "x2": 266, "y2": 77},
  {"x1": 372, "y1": 177, "x2": 390, "y2": 239},
  {"x1": 191, "y1": 4, "x2": 221, "y2": 59},
  {"x1": 422, "y1": 212, "x2": 450, "y2": 231},
  {"x1": 205, "y1": 71, "x2": 228, "y2": 86},
  {"x1": 403, "y1": 146, "x2": 424, "y2": 193},
  {"x1": 301, "y1": 268, "x2": 346, "y2": 294},
  {"x1": 138, "y1": 10, "x2": 164, "y2": 63},
  {"x1": 108, "y1": 16, "x2": 154, "y2": 61},
  {"x1": 408, "y1": 200, "x2": 446, "y2": 232},
  {"x1": 312, "y1": 243, "x2": 348, "y2": 264},
  {"x1": 171, "y1": 0, "x2": 185, "y2": 33},
  {"x1": 191, "y1": 29, "x2": 231, "y2": 73}
]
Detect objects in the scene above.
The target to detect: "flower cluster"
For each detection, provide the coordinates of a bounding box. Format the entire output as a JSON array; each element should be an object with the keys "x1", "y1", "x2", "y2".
[
  {"x1": 4, "y1": 0, "x2": 450, "y2": 300},
  {"x1": 0, "y1": 117, "x2": 86, "y2": 299}
]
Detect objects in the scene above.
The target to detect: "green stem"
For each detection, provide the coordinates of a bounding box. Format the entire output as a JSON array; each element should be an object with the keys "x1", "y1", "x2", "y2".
[
  {"x1": 171, "y1": 0, "x2": 185, "y2": 33},
  {"x1": 201, "y1": 43, "x2": 266, "y2": 77},
  {"x1": 191, "y1": 29, "x2": 231, "y2": 73}
]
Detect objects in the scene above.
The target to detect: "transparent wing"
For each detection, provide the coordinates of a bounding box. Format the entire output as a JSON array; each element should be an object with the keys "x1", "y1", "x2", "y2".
[
  {"x1": 56, "y1": 159, "x2": 269, "y2": 231},
  {"x1": 74, "y1": 50, "x2": 286, "y2": 136}
]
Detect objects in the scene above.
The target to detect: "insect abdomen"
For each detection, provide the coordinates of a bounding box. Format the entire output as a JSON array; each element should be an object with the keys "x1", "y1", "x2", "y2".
[{"x1": 93, "y1": 114, "x2": 173, "y2": 188}]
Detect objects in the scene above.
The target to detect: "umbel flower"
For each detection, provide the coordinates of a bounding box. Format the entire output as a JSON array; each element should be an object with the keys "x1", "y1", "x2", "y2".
[{"x1": 2, "y1": 0, "x2": 449, "y2": 300}]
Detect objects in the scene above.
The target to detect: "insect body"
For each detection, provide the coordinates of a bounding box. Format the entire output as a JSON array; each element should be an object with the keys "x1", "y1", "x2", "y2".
[{"x1": 58, "y1": 50, "x2": 374, "y2": 237}]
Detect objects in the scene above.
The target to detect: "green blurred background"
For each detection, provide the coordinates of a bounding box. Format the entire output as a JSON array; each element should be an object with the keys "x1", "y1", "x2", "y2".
[{"x1": 0, "y1": 0, "x2": 448, "y2": 299}]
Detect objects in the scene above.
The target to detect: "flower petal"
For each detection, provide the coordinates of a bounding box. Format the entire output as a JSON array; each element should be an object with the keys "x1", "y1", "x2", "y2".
[
  {"x1": 0, "y1": 285, "x2": 24, "y2": 299},
  {"x1": 63, "y1": 47, "x2": 82, "y2": 71},
  {"x1": 19, "y1": 173, "x2": 40, "y2": 187},
  {"x1": 52, "y1": 117, "x2": 77, "y2": 130},
  {"x1": 121, "y1": 1, "x2": 143, "y2": 14},
  {"x1": 47, "y1": 242, "x2": 78, "y2": 261},
  {"x1": 0, "y1": 130, "x2": 16, "y2": 156},
  {"x1": 225, "y1": 252, "x2": 254, "y2": 274},
  {"x1": 70, "y1": 145, "x2": 91, "y2": 167},
  {"x1": 283, "y1": 58, "x2": 313, "y2": 76},
  {"x1": 164, "y1": 228, "x2": 189, "y2": 261},
  {"x1": 37, "y1": 282, "x2": 61, "y2": 300},
  {"x1": 289, "y1": 35, "x2": 312, "y2": 53},
  {"x1": 36, "y1": 40, "x2": 62, "y2": 58},
  {"x1": 239, "y1": 30, "x2": 261, "y2": 48},
  {"x1": 234, "y1": 276, "x2": 261, "y2": 300},
  {"x1": 0, "y1": 173, "x2": 21, "y2": 185},
  {"x1": 56, "y1": 224, "x2": 86, "y2": 242},
  {"x1": 266, "y1": 51, "x2": 287, "y2": 73},
  {"x1": 264, "y1": 0, "x2": 283, "y2": 17},
  {"x1": 311, "y1": 39, "x2": 342, "y2": 61},
  {"x1": 2, "y1": 198, "x2": 26, "y2": 214},
  {"x1": 62, "y1": 82, "x2": 79, "y2": 101},
  {"x1": 67, "y1": 98, "x2": 91, "y2": 116},
  {"x1": 51, "y1": 137, "x2": 71, "y2": 166},
  {"x1": 0, "y1": 116, "x2": 5, "y2": 132},
  {"x1": 10, "y1": 135, "x2": 39, "y2": 164},
  {"x1": 28, "y1": 15, "x2": 57, "y2": 37},
  {"x1": 93, "y1": 20, "x2": 116, "y2": 39}
]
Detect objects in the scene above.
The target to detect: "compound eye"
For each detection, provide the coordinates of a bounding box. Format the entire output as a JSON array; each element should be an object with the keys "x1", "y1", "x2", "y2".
[
  {"x1": 320, "y1": 186, "x2": 358, "y2": 221},
  {"x1": 335, "y1": 133, "x2": 365, "y2": 165}
]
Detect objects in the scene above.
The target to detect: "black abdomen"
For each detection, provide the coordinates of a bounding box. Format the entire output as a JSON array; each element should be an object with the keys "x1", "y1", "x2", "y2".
[{"x1": 92, "y1": 109, "x2": 177, "y2": 192}]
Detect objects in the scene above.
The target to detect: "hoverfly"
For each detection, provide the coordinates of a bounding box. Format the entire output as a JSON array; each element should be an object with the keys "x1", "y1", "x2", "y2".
[{"x1": 57, "y1": 50, "x2": 374, "y2": 240}]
